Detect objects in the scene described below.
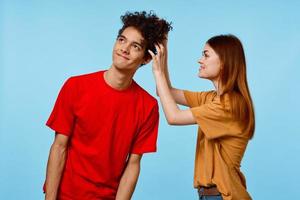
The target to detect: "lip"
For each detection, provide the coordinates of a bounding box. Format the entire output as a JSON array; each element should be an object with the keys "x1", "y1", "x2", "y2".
[
  {"x1": 116, "y1": 53, "x2": 130, "y2": 60},
  {"x1": 199, "y1": 66, "x2": 205, "y2": 70}
]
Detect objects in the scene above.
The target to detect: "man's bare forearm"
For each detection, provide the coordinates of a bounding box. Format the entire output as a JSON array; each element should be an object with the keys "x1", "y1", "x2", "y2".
[
  {"x1": 116, "y1": 155, "x2": 141, "y2": 200},
  {"x1": 45, "y1": 143, "x2": 67, "y2": 200}
]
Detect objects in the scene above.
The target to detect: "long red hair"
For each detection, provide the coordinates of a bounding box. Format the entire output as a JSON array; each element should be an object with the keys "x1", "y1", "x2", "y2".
[{"x1": 207, "y1": 34, "x2": 255, "y2": 138}]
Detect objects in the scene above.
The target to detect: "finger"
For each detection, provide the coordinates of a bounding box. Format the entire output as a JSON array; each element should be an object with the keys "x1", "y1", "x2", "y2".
[
  {"x1": 154, "y1": 44, "x2": 161, "y2": 55},
  {"x1": 148, "y1": 49, "x2": 156, "y2": 59},
  {"x1": 156, "y1": 43, "x2": 165, "y2": 57},
  {"x1": 163, "y1": 39, "x2": 168, "y2": 50},
  {"x1": 158, "y1": 43, "x2": 164, "y2": 54},
  {"x1": 164, "y1": 33, "x2": 168, "y2": 40}
]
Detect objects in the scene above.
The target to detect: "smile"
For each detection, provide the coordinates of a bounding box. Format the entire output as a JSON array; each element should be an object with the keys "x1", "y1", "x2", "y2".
[{"x1": 117, "y1": 53, "x2": 130, "y2": 60}]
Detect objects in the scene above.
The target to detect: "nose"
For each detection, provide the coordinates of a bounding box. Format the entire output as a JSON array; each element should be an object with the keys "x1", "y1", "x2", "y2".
[
  {"x1": 120, "y1": 43, "x2": 130, "y2": 54},
  {"x1": 198, "y1": 56, "x2": 204, "y2": 64}
]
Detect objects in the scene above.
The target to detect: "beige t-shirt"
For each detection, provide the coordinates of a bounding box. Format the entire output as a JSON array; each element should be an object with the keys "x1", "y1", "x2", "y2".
[{"x1": 184, "y1": 90, "x2": 252, "y2": 200}]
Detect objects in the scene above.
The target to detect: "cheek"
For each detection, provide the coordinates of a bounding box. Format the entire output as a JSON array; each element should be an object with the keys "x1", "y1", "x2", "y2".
[
  {"x1": 210, "y1": 67, "x2": 220, "y2": 78},
  {"x1": 211, "y1": 59, "x2": 221, "y2": 73},
  {"x1": 132, "y1": 52, "x2": 145, "y2": 63},
  {"x1": 214, "y1": 64, "x2": 221, "y2": 74},
  {"x1": 113, "y1": 42, "x2": 120, "y2": 51}
]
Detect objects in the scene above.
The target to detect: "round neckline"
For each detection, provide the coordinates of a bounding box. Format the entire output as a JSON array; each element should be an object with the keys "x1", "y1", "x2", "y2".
[
  {"x1": 211, "y1": 91, "x2": 220, "y2": 101},
  {"x1": 101, "y1": 70, "x2": 135, "y2": 93}
]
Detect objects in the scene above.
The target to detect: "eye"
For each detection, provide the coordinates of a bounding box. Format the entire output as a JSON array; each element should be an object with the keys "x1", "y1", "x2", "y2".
[
  {"x1": 117, "y1": 37, "x2": 125, "y2": 43},
  {"x1": 202, "y1": 51, "x2": 209, "y2": 58},
  {"x1": 133, "y1": 44, "x2": 141, "y2": 51}
]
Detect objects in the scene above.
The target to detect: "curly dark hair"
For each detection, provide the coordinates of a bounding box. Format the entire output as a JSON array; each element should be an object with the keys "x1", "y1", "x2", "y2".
[{"x1": 118, "y1": 11, "x2": 173, "y2": 60}]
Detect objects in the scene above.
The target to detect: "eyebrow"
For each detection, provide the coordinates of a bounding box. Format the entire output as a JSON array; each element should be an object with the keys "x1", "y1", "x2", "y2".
[
  {"x1": 118, "y1": 34, "x2": 145, "y2": 48},
  {"x1": 202, "y1": 50, "x2": 209, "y2": 55}
]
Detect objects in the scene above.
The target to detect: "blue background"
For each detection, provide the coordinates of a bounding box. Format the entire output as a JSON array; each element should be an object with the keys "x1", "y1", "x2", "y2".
[{"x1": 1, "y1": 1, "x2": 300, "y2": 199}]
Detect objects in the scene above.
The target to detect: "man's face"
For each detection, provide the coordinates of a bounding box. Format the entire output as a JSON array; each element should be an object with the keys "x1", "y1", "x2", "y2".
[{"x1": 112, "y1": 26, "x2": 149, "y2": 72}]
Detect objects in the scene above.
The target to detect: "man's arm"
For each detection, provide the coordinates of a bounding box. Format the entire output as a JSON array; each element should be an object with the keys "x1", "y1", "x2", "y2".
[
  {"x1": 115, "y1": 154, "x2": 142, "y2": 200},
  {"x1": 45, "y1": 133, "x2": 69, "y2": 200}
]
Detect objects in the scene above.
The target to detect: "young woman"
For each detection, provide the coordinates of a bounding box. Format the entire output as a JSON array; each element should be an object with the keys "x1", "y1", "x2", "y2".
[{"x1": 149, "y1": 34, "x2": 255, "y2": 200}]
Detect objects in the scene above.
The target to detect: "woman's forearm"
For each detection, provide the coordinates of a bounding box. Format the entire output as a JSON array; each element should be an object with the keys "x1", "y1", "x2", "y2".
[
  {"x1": 156, "y1": 64, "x2": 172, "y2": 96},
  {"x1": 150, "y1": 43, "x2": 195, "y2": 125},
  {"x1": 164, "y1": 63, "x2": 172, "y2": 88},
  {"x1": 154, "y1": 71, "x2": 181, "y2": 124}
]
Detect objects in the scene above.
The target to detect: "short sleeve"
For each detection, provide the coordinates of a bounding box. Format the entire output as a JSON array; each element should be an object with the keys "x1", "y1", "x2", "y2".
[
  {"x1": 190, "y1": 100, "x2": 241, "y2": 140},
  {"x1": 184, "y1": 90, "x2": 215, "y2": 108},
  {"x1": 46, "y1": 77, "x2": 76, "y2": 136},
  {"x1": 131, "y1": 102, "x2": 159, "y2": 154}
]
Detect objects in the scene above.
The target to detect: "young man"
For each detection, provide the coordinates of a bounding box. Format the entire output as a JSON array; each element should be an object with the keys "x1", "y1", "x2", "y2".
[{"x1": 44, "y1": 11, "x2": 172, "y2": 200}]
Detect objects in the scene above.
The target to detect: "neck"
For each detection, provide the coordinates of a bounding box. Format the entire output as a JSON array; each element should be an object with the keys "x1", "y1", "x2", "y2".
[
  {"x1": 104, "y1": 66, "x2": 136, "y2": 90},
  {"x1": 212, "y1": 79, "x2": 222, "y2": 96}
]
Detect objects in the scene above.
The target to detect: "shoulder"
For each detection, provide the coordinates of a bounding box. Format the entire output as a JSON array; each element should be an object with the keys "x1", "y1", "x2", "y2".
[
  {"x1": 68, "y1": 70, "x2": 103, "y2": 83},
  {"x1": 133, "y1": 81, "x2": 158, "y2": 106},
  {"x1": 184, "y1": 90, "x2": 216, "y2": 107},
  {"x1": 65, "y1": 70, "x2": 104, "y2": 90},
  {"x1": 203, "y1": 90, "x2": 218, "y2": 101},
  {"x1": 60, "y1": 71, "x2": 104, "y2": 95}
]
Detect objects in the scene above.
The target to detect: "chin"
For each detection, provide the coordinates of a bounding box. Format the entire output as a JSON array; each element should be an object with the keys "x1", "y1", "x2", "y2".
[
  {"x1": 199, "y1": 74, "x2": 211, "y2": 80},
  {"x1": 198, "y1": 72, "x2": 204, "y2": 78},
  {"x1": 113, "y1": 59, "x2": 127, "y2": 67}
]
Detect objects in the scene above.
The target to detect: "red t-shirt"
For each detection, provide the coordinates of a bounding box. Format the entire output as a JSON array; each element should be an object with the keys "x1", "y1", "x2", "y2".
[{"x1": 45, "y1": 70, "x2": 159, "y2": 199}]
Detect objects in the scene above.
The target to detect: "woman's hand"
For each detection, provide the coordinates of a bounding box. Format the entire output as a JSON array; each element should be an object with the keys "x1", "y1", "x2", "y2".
[
  {"x1": 148, "y1": 42, "x2": 168, "y2": 75},
  {"x1": 148, "y1": 38, "x2": 196, "y2": 125}
]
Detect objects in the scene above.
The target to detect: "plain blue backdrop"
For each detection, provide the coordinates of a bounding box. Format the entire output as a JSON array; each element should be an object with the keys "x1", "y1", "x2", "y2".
[{"x1": 1, "y1": 1, "x2": 300, "y2": 199}]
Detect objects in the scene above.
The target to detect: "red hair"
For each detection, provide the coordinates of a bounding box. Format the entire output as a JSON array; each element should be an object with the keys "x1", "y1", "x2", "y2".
[{"x1": 207, "y1": 34, "x2": 255, "y2": 138}]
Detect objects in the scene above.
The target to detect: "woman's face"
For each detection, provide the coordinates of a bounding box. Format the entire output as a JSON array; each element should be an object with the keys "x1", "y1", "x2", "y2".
[{"x1": 198, "y1": 43, "x2": 221, "y2": 81}]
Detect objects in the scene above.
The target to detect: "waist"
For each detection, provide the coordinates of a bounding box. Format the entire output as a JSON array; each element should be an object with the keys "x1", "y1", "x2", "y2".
[
  {"x1": 198, "y1": 185, "x2": 221, "y2": 196},
  {"x1": 59, "y1": 169, "x2": 117, "y2": 199}
]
